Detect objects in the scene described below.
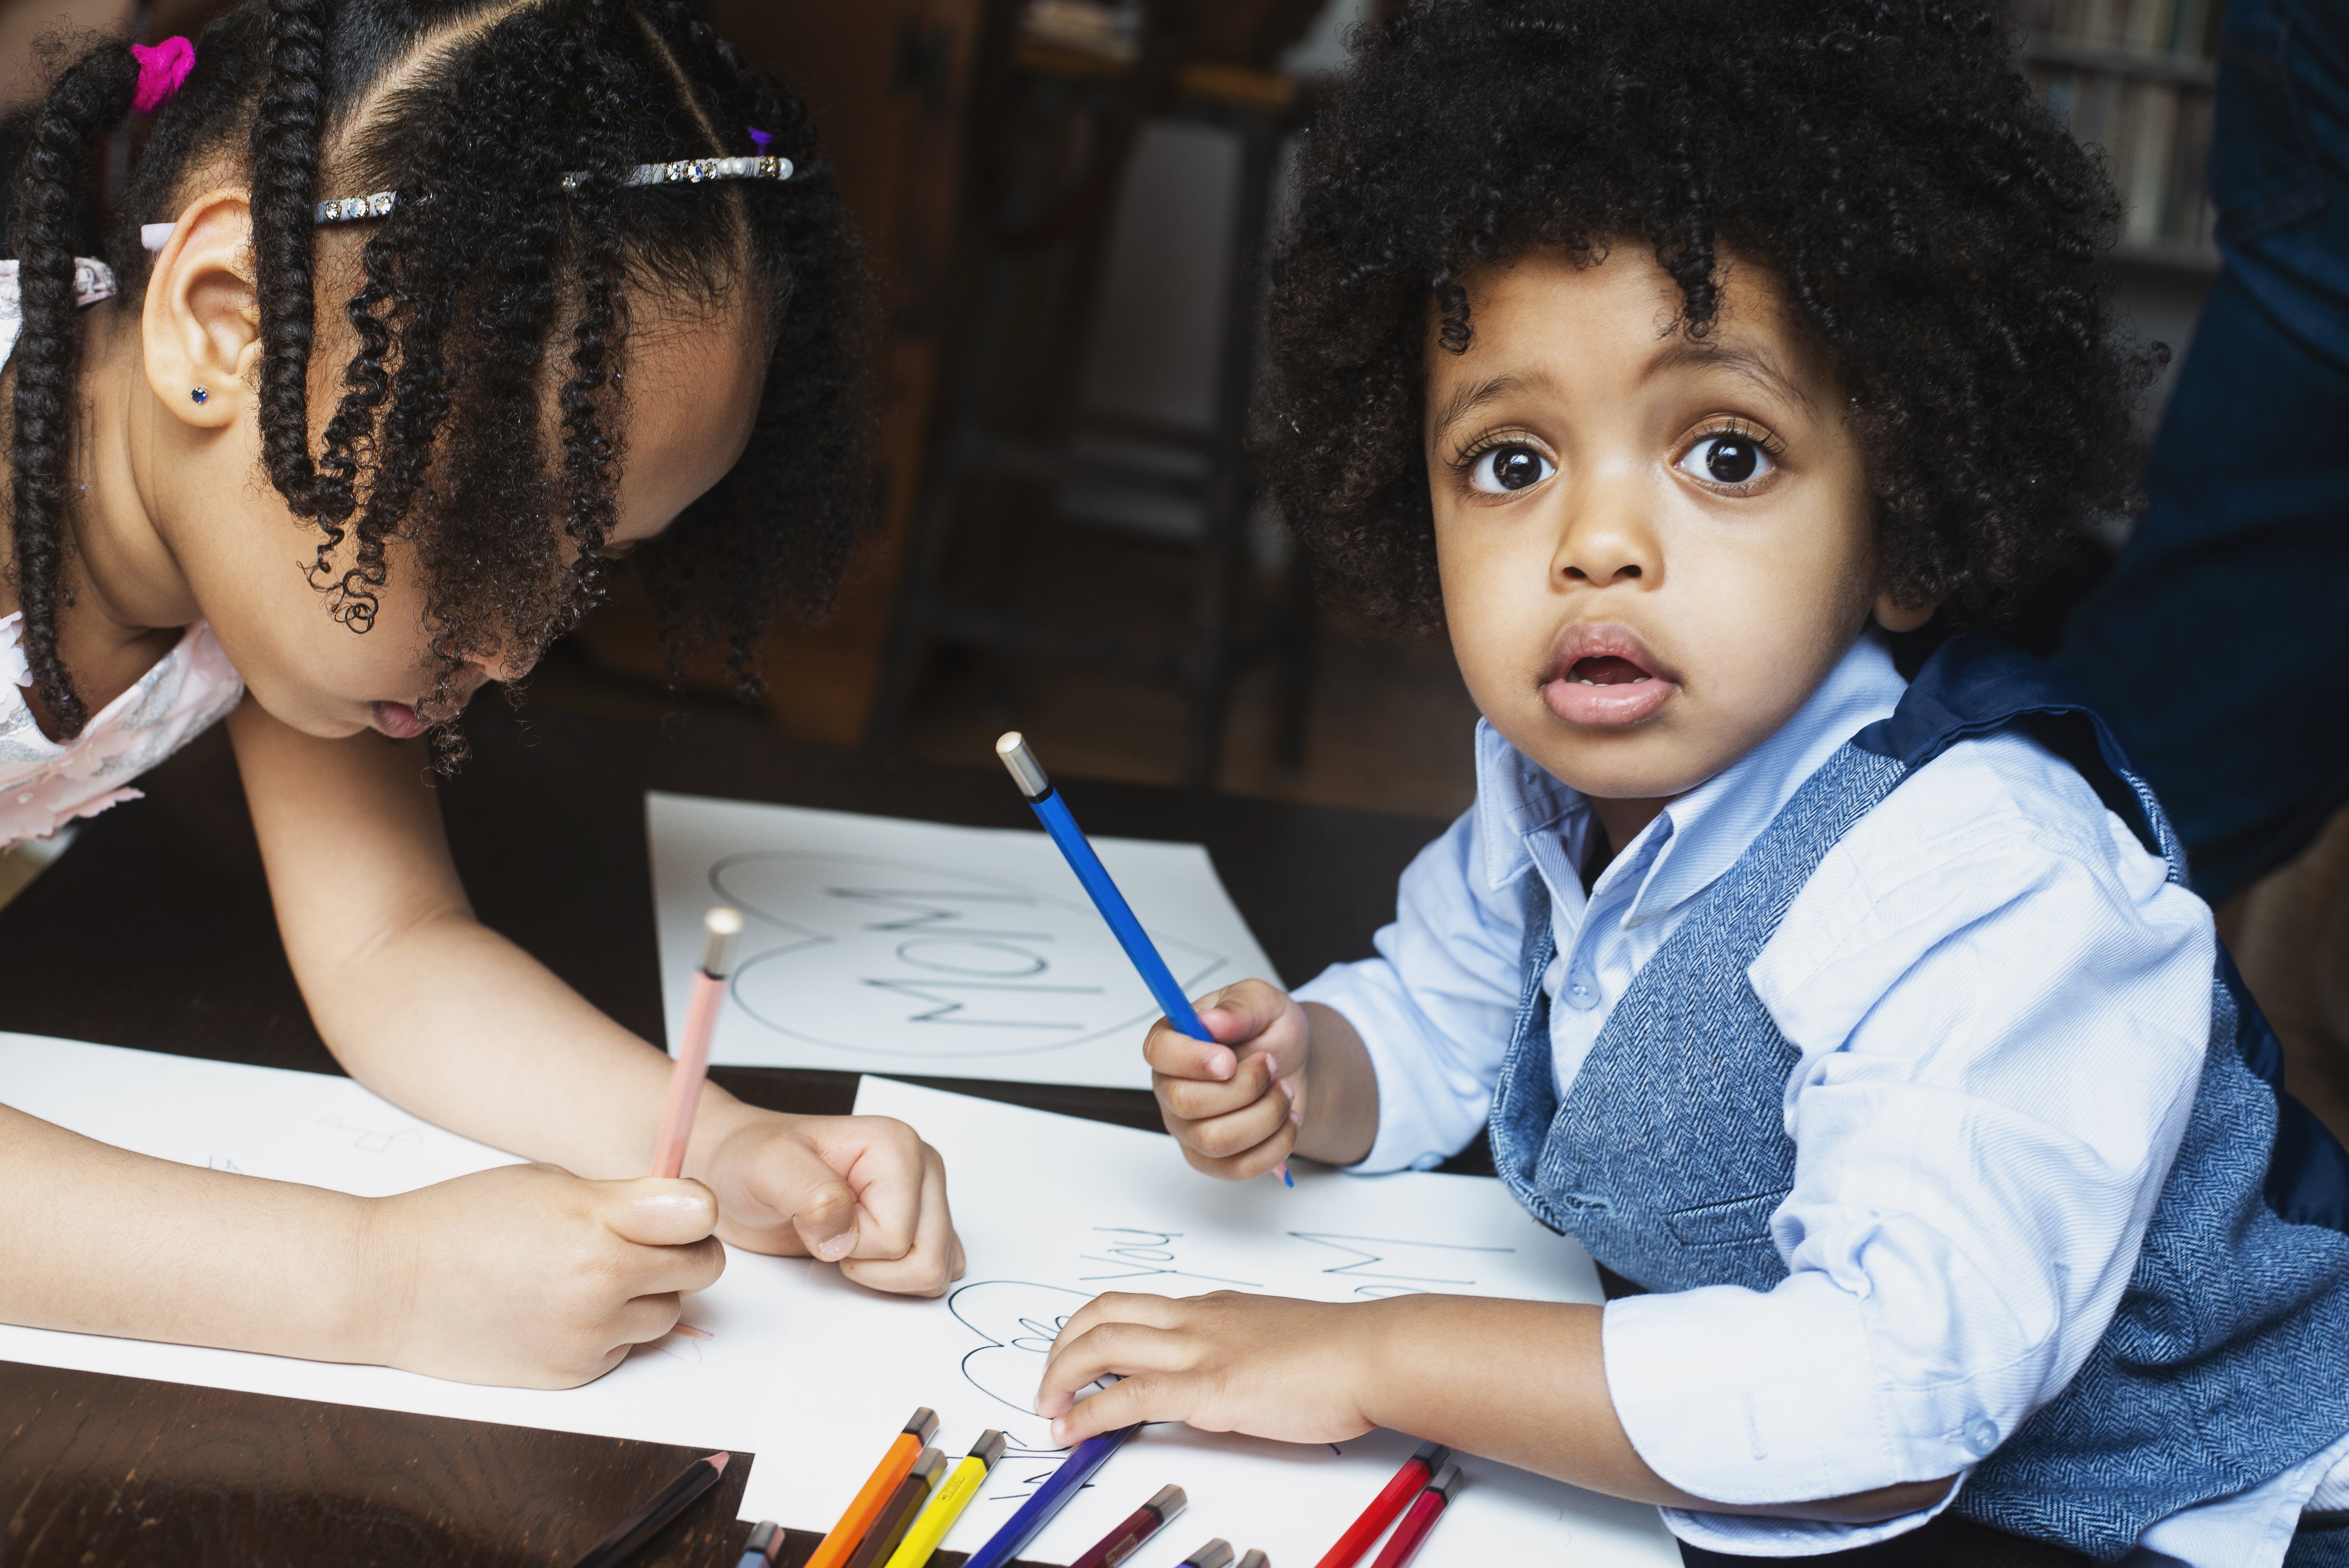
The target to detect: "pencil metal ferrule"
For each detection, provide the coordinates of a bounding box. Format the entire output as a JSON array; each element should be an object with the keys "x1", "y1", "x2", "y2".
[
  {"x1": 903, "y1": 1406, "x2": 941, "y2": 1443},
  {"x1": 995, "y1": 732, "x2": 1053, "y2": 801},
  {"x1": 700, "y1": 905, "x2": 746, "y2": 978},
  {"x1": 1144, "y1": 1483, "x2": 1187, "y2": 1523},
  {"x1": 1182, "y1": 1541, "x2": 1236, "y2": 1568},
  {"x1": 969, "y1": 1429, "x2": 1008, "y2": 1467}
]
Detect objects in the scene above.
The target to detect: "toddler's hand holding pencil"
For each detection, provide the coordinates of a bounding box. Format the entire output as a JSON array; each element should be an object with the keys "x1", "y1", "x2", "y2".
[{"x1": 1147, "y1": 980, "x2": 1313, "y2": 1181}]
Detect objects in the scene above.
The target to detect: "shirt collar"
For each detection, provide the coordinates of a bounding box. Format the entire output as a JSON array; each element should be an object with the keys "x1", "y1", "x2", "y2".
[
  {"x1": 1474, "y1": 631, "x2": 1907, "y2": 921},
  {"x1": 1475, "y1": 717, "x2": 1587, "y2": 893}
]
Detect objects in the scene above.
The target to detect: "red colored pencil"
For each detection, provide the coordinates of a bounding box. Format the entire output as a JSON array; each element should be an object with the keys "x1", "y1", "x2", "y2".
[
  {"x1": 1313, "y1": 1442, "x2": 1450, "y2": 1568},
  {"x1": 1367, "y1": 1463, "x2": 1463, "y2": 1568},
  {"x1": 1069, "y1": 1484, "x2": 1187, "y2": 1568}
]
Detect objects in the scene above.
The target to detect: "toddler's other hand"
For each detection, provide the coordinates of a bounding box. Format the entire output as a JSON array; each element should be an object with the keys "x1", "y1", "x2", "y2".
[
  {"x1": 366, "y1": 1163, "x2": 723, "y2": 1387},
  {"x1": 1037, "y1": 1290, "x2": 1377, "y2": 1447},
  {"x1": 698, "y1": 1111, "x2": 965, "y2": 1297},
  {"x1": 1148, "y1": 979, "x2": 1308, "y2": 1180}
]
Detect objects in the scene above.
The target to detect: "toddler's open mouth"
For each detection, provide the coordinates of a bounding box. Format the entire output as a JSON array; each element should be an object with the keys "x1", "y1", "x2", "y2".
[{"x1": 1539, "y1": 625, "x2": 1680, "y2": 727}]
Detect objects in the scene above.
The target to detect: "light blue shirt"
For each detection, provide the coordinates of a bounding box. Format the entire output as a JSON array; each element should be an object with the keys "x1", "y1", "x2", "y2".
[{"x1": 1295, "y1": 633, "x2": 2349, "y2": 1561}]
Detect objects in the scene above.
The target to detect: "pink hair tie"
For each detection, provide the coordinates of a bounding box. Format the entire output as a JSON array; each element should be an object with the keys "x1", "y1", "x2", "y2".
[{"x1": 130, "y1": 37, "x2": 195, "y2": 115}]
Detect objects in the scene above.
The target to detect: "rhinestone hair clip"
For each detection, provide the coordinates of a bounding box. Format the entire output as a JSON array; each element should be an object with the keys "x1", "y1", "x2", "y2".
[
  {"x1": 312, "y1": 154, "x2": 795, "y2": 224},
  {"x1": 138, "y1": 154, "x2": 796, "y2": 251}
]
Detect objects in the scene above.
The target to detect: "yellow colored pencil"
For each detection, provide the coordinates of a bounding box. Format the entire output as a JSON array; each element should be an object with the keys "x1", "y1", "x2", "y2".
[{"x1": 881, "y1": 1429, "x2": 1007, "y2": 1568}]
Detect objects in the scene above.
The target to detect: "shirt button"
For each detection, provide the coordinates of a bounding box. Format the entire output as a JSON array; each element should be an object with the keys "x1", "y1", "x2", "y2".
[
  {"x1": 1564, "y1": 970, "x2": 1597, "y2": 1010},
  {"x1": 1962, "y1": 1416, "x2": 1999, "y2": 1457}
]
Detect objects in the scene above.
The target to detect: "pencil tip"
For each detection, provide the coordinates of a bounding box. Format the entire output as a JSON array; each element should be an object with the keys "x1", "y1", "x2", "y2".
[
  {"x1": 1280, "y1": 1165, "x2": 1294, "y2": 1187},
  {"x1": 708, "y1": 1451, "x2": 732, "y2": 1474}
]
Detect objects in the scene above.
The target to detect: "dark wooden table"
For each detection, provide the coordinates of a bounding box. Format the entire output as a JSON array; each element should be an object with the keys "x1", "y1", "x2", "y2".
[{"x1": 0, "y1": 700, "x2": 1448, "y2": 1567}]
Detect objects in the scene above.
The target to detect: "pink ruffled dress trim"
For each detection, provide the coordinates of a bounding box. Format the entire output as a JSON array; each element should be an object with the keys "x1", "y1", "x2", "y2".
[{"x1": 0, "y1": 613, "x2": 245, "y2": 850}]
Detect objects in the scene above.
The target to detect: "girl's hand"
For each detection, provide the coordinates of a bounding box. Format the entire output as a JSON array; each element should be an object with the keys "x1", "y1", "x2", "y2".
[
  {"x1": 1036, "y1": 1290, "x2": 1379, "y2": 1447},
  {"x1": 1148, "y1": 981, "x2": 1310, "y2": 1180},
  {"x1": 696, "y1": 1112, "x2": 965, "y2": 1297},
  {"x1": 366, "y1": 1164, "x2": 725, "y2": 1388}
]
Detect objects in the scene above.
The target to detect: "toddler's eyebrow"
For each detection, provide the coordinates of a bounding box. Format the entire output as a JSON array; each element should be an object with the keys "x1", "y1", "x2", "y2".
[
  {"x1": 1428, "y1": 373, "x2": 1531, "y2": 439},
  {"x1": 1645, "y1": 339, "x2": 1815, "y2": 413}
]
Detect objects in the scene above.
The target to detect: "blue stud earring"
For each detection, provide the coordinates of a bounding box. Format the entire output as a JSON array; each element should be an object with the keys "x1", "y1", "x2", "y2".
[{"x1": 189, "y1": 387, "x2": 208, "y2": 405}]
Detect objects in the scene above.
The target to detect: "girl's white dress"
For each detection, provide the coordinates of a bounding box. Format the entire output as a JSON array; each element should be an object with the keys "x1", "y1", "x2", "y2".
[{"x1": 0, "y1": 259, "x2": 245, "y2": 850}]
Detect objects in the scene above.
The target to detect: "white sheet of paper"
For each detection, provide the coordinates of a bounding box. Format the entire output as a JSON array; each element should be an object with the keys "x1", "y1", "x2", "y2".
[
  {"x1": 737, "y1": 1078, "x2": 1679, "y2": 1566},
  {"x1": 0, "y1": 1033, "x2": 793, "y2": 1467},
  {"x1": 646, "y1": 792, "x2": 1286, "y2": 1090},
  {"x1": 1, "y1": 1038, "x2": 1678, "y2": 1560}
]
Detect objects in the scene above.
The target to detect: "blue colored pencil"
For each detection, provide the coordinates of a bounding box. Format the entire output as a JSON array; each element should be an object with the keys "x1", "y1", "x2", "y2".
[
  {"x1": 960, "y1": 1423, "x2": 1142, "y2": 1568},
  {"x1": 995, "y1": 732, "x2": 1291, "y2": 1185}
]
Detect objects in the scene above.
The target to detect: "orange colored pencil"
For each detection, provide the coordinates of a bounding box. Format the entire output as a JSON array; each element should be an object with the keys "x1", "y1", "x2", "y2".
[{"x1": 804, "y1": 1408, "x2": 941, "y2": 1568}]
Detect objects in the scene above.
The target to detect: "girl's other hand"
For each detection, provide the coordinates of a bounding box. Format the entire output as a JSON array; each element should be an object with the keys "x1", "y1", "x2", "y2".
[
  {"x1": 366, "y1": 1164, "x2": 724, "y2": 1388},
  {"x1": 1036, "y1": 1290, "x2": 1377, "y2": 1447},
  {"x1": 696, "y1": 1112, "x2": 965, "y2": 1297},
  {"x1": 1148, "y1": 980, "x2": 1310, "y2": 1180}
]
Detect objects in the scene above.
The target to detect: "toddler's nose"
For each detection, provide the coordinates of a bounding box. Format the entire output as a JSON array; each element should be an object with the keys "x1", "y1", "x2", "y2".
[{"x1": 1554, "y1": 499, "x2": 1659, "y2": 589}]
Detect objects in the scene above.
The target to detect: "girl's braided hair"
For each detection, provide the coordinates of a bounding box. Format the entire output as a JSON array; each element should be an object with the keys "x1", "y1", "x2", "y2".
[
  {"x1": 1265, "y1": 0, "x2": 2158, "y2": 630},
  {"x1": 5, "y1": 0, "x2": 870, "y2": 751}
]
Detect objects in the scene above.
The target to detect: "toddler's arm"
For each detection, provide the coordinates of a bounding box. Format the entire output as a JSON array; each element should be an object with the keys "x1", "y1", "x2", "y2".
[
  {"x1": 225, "y1": 701, "x2": 961, "y2": 1299},
  {"x1": 1156, "y1": 805, "x2": 1534, "y2": 1178},
  {"x1": 1035, "y1": 1290, "x2": 1953, "y2": 1522}
]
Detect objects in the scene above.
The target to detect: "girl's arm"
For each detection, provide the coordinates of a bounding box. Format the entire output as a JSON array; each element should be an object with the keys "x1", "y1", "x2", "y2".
[
  {"x1": 0, "y1": 1099, "x2": 727, "y2": 1384},
  {"x1": 0, "y1": 1101, "x2": 372, "y2": 1360},
  {"x1": 226, "y1": 700, "x2": 960, "y2": 1293},
  {"x1": 1035, "y1": 1290, "x2": 1955, "y2": 1522}
]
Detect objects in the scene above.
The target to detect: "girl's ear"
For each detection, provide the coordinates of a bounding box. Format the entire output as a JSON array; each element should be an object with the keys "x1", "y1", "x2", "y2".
[
  {"x1": 1873, "y1": 587, "x2": 1940, "y2": 633},
  {"x1": 140, "y1": 190, "x2": 261, "y2": 429}
]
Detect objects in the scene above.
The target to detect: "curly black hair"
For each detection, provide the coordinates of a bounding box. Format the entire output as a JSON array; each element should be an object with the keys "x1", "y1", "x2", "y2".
[
  {"x1": 1263, "y1": 0, "x2": 2157, "y2": 630},
  {"x1": 6, "y1": 0, "x2": 870, "y2": 754}
]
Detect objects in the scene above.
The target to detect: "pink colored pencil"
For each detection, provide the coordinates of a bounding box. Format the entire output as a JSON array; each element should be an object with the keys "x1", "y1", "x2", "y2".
[{"x1": 653, "y1": 906, "x2": 745, "y2": 1179}]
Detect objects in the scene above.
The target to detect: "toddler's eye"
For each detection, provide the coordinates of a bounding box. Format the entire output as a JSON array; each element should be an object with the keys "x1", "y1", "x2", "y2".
[
  {"x1": 1468, "y1": 443, "x2": 1554, "y2": 494},
  {"x1": 1677, "y1": 431, "x2": 1776, "y2": 487}
]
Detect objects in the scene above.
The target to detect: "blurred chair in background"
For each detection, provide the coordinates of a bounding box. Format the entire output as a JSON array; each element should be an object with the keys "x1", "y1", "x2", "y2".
[{"x1": 865, "y1": 0, "x2": 1321, "y2": 787}]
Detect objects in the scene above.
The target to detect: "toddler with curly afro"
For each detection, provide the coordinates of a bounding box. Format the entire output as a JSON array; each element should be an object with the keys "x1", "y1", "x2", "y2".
[
  {"x1": 1032, "y1": 3, "x2": 2349, "y2": 1560},
  {"x1": 1263, "y1": 0, "x2": 2154, "y2": 632}
]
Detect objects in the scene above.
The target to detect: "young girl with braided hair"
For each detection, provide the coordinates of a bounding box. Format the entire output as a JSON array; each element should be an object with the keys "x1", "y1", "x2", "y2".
[
  {"x1": 1035, "y1": 2, "x2": 2349, "y2": 1561},
  {"x1": 0, "y1": 0, "x2": 963, "y2": 1387}
]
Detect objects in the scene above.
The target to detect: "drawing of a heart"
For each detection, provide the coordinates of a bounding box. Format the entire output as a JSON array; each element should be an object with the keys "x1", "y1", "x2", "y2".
[{"x1": 951, "y1": 1280, "x2": 1097, "y2": 1421}]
